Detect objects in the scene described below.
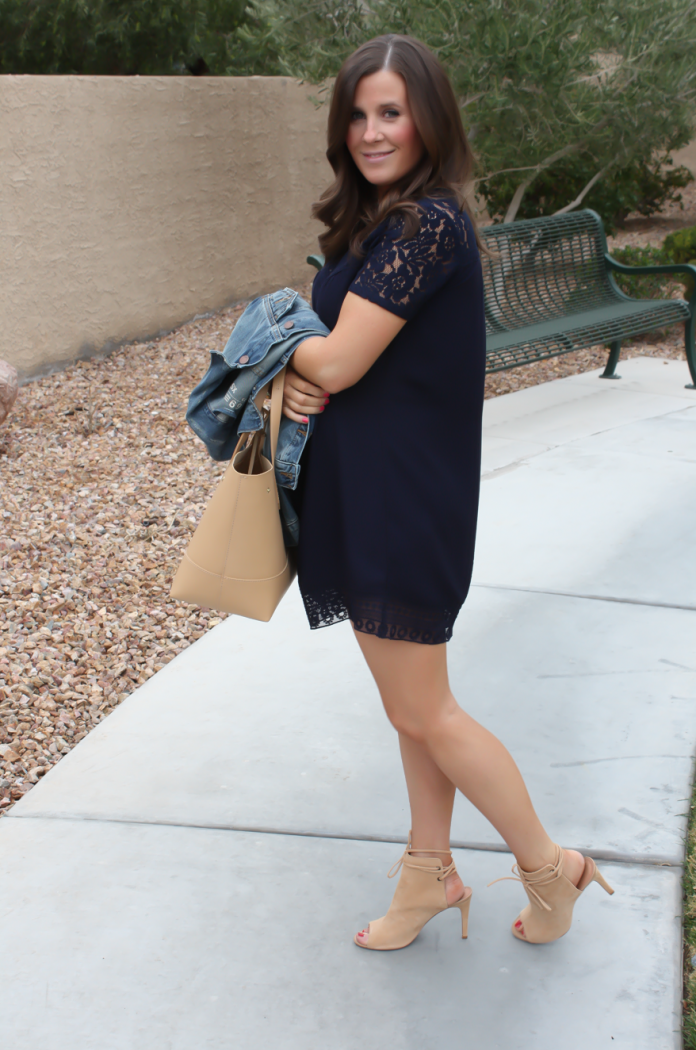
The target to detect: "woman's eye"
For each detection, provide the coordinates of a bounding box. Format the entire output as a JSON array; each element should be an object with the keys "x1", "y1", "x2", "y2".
[
  {"x1": 384, "y1": 109, "x2": 400, "y2": 118},
  {"x1": 350, "y1": 110, "x2": 365, "y2": 121}
]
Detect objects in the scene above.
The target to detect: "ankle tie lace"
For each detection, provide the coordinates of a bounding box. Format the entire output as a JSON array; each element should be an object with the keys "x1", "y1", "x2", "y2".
[
  {"x1": 487, "y1": 845, "x2": 564, "y2": 912},
  {"x1": 388, "y1": 840, "x2": 457, "y2": 883}
]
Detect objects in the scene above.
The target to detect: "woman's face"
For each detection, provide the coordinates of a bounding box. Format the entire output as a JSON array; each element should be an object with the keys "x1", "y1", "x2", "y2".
[{"x1": 346, "y1": 69, "x2": 424, "y2": 195}]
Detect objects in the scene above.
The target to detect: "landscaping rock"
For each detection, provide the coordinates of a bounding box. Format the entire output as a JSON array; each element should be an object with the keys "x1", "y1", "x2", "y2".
[{"x1": 0, "y1": 360, "x2": 18, "y2": 426}]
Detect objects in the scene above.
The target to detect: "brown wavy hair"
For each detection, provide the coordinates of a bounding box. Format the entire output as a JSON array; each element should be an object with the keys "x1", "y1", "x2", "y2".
[{"x1": 312, "y1": 34, "x2": 479, "y2": 261}]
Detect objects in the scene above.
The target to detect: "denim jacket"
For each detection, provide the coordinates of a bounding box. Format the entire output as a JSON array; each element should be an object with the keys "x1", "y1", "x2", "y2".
[{"x1": 186, "y1": 288, "x2": 329, "y2": 546}]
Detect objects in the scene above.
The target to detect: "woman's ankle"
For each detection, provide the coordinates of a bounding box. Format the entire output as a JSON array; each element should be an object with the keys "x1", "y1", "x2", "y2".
[
  {"x1": 514, "y1": 838, "x2": 559, "y2": 874},
  {"x1": 407, "y1": 848, "x2": 467, "y2": 905},
  {"x1": 514, "y1": 845, "x2": 585, "y2": 889},
  {"x1": 410, "y1": 849, "x2": 452, "y2": 861}
]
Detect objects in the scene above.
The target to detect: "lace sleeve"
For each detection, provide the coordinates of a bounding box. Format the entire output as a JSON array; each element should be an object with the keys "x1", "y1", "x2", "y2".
[{"x1": 349, "y1": 200, "x2": 467, "y2": 320}]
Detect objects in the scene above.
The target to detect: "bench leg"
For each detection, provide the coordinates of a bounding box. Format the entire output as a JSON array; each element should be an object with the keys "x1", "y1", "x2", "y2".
[
  {"x1": 685, "y1": 316, "x2": 696, "y2": 389},
  {"x1": 600, "y1": 340, "x2": 621, "y2": 379}
]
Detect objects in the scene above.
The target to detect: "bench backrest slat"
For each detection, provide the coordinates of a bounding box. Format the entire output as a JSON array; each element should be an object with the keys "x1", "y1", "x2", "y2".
[{"x1": 480, "y1": 210, "x2": 615, "y2": 333}]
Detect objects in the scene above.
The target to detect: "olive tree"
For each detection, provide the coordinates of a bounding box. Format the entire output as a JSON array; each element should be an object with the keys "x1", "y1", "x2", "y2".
[{"x1": 229, "y1": 0, "x2": 696, "y2": 223}]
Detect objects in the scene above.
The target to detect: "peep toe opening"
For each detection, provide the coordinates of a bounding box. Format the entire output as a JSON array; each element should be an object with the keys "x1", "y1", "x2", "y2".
[{"x1": 488, "y1": 844, "x2": 614, "y2": 945}]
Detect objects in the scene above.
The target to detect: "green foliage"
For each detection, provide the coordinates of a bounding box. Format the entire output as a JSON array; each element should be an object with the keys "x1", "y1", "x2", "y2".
[
  {"x1": 228, "y1": 0, "x2": 696, "y2": 224},
  {"x1": 682, "y1": 773, "x2": 696, "y2": 1049},
  {"x1": 226, "y1": 0, "x2": 369, "y2": 77},
  {"x1": 483, "y1": 154, "x2": 694, "y2": 233},
  {"x1": 610, "y1": 236, "x2": 695, "y2": 300},
  {"x1": 663, "y1": 225, "x2": 696, "y2": 264},
  {"x1": 611, "y1": 244, "x2": 674, "y2": 299},
  {"x1": 0, "y1": 0, "x2": 247, "y2": 75}
]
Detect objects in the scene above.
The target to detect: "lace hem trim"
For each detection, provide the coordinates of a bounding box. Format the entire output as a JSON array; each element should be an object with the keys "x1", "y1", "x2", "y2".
[{"x1": 301, "y1": 588, "x2": 456, "y2": 645}]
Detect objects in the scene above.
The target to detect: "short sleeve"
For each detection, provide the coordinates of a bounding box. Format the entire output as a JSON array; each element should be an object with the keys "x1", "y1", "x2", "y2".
[{"x1": 349, "y1": 200, "x2": 468, "y2": 321}]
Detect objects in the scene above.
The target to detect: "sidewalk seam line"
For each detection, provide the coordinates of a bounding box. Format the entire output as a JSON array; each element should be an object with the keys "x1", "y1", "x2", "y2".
[
  {"x1": 472, "y1": 582, "x2": 696, "y2": 613},
  {"x1": 6, "y1": 812, "x2": 682, "y2": 868}
]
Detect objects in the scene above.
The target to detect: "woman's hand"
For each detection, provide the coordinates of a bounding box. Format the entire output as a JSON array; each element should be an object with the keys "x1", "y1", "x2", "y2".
[{"x1": 282, "y1": 364, "x2": 329, "y2": 423}]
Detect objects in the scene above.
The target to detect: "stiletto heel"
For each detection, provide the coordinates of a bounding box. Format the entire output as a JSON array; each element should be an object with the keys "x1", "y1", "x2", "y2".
[
  {"x1": 590, "y1": 864, "x2": 615, "y2": 896},
  {"x1": 489, "y1": 844, "x2": 614, "y2": 944},
  {"x1": 354, "y1": 833, "x2": 472, "y2": 951},
  {"x1": 454, "y1": 892, "x2": 471, "y2": 938}
]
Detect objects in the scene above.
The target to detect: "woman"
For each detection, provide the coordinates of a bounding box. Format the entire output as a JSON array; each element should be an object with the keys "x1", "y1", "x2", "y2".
[{"x1": 282, "y1": 34, "x2": 613, "y2": 950}]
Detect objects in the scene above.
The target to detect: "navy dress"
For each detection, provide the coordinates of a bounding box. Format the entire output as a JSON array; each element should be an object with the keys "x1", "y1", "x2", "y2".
[{"x1": 297, "y1": 196, "x2": 486, "y2": 644}]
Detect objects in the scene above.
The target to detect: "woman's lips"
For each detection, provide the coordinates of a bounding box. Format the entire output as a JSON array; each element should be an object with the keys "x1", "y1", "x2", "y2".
[{"x1": 362, "y1": 150, "x2": 395, "y2": 163}]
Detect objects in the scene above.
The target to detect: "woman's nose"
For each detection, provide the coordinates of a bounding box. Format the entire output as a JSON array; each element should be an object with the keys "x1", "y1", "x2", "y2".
[{"x1": 363, "y1": 119, "x2": 383, "y2": 142}]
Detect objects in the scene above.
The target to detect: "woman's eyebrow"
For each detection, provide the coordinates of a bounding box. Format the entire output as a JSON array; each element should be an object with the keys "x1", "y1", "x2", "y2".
[
  {"x1": 353, "y1": 101, "x2": 402, "y2": 109},
  {"x1": 352, "y1": 101, "x2": 402, "y2": 113}
]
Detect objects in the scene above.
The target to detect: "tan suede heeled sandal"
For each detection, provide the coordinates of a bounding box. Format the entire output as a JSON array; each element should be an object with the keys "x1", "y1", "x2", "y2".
[
  {"x1": 490, "y1": 843, "x2": 614, "y2": 944},
  {"x1": 354, "y1": 835, "x2": 472, "y2": 951}
]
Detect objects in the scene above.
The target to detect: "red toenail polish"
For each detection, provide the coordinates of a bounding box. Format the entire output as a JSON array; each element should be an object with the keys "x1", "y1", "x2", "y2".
[{"x1": 515, "y1": 920, "x2": 522, "y2": 928}]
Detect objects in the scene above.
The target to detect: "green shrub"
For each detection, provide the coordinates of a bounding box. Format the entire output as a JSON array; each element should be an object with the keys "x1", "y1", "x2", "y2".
[
  {"x1": 482, "y1": 154, "x2": 694, "y2": 236},
  {"x1": 611, "y1": 244, "x2": 672, "y2": 299},
  {"x1": 0, "y1": 0, "x2": 247, "y2": 76},
  {"x1": 610, "y1": 238, "x2": 695, "y2": 301},
  {"x1": 663, "y1": 226, "x2": 696, "y2": 265},
  {"x1": 681, "y1": 775, "x2": 696, "y2": 1049}
]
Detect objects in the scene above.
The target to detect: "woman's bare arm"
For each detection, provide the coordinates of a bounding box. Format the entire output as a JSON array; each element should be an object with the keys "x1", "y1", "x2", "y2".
[{"x1": 293, "y1": 292, "x2": 406, "y2": 394}]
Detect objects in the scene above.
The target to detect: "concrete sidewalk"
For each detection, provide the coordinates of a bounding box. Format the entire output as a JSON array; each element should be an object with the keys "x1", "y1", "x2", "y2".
[{"x1": 1, "y1": 357, "x2": 695, "y2": 1048}]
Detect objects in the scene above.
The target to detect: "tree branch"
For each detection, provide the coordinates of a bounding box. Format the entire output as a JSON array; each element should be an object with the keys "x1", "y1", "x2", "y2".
[
  {"x1": 476, "y1": 163, "x2": 550, "y2": 184},
  {"x1": 503, "y1": 142, "x2": 582, "y2": 223},
  {"x1": 459, "y1": 92, "x2": 485, "y2": 109},
  {"x1": 552, "y1": 162, "x2": 614, "y2": 215},
  {"x1": 502, "y1": 116, "x2": 611, "y2": 223}
]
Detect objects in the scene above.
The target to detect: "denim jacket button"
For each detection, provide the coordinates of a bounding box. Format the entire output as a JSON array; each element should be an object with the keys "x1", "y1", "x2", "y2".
[
  {"x1": 239, "y1": 355, "x2": 250, "y2": 364},
  {"x1": 283, "y1": 321, "x2": 295, "y2": 329}
]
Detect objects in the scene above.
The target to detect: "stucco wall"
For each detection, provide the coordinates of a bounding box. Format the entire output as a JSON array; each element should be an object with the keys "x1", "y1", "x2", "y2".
[
  {"x1": 0, "y1": 75, "x2": 331, "y2": 380},
  {"x1": 673, "y1": 138, "x2": 696, "y2": 176}
]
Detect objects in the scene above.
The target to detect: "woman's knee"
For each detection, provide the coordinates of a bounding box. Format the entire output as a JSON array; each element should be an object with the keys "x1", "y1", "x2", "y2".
[
  {"x1": 382, "y1": 695, "x2": 455, "y2": 744},
  {"x1": 383, "y1": 702, "x2": 428, "y2": 743}
]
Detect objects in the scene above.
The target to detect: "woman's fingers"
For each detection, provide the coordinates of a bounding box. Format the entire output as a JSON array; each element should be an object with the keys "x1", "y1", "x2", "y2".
[
  {"x1": 282, "y1": 366, "x2": 329, "y2": 422},
  {"x1": 287, "y1": 373, "x2": 327, "y2": 398},
  {"x1": 282, "y1": 405, "x2": 309, "y2": 423},
  {"x1": 284, "y1": 392, "x2": 326, "y2": 415},
  {"x1": 287, "y1": 392, "x2": 326, "y2": 410}
]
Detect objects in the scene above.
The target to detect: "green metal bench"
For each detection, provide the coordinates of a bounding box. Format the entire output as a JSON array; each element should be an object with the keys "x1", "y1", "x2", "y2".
[{"x1": 307, "y1": 208, "x2": 696, "y2": 388}]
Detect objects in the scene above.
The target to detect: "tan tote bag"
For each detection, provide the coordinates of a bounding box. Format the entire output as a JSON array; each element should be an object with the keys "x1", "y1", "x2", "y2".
[{"x1": 170, "y1": 367, "x2": 296, "y2": 621}]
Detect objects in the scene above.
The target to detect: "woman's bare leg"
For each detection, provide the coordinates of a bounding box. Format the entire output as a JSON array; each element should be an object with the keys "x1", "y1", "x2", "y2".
[
  {"x1": 398, "y1": 732, "x2": 456, "y2": 851},
  {"x1": 398, "y1": 734, "x2": 466, "y2": 902},
  {"x1": 353, "y1": 630, "x2": 585, "y2": 942},
  {"x1": 356, "y1": 734, "x2": 468, "y2": 943}
]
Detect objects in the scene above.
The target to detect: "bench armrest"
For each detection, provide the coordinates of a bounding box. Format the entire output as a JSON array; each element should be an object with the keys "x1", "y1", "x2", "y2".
[
  {"x1": 605, "y1": 253, "x2": 696, "y2": 281},
  {"x1": 306, "y1": 253, "x2": 325, "y2": 272}
]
